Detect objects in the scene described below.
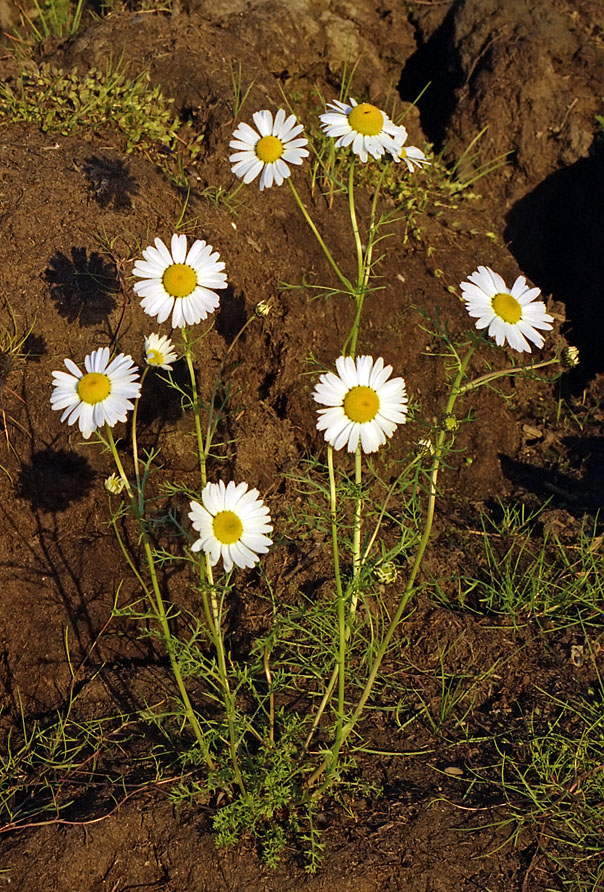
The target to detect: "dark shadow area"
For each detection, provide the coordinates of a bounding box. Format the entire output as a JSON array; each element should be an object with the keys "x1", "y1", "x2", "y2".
[
  {"x1": 499, "y1": 450, "x2": 604, "y2": 514},
  {"x1": 82, "y1": 155, "x2": 139, "y2": 211},
  {"x1": 45, "y1": 248, "x2": 119, "y2": 327},
  {"x1": 505, "y1": 144, "x2": 604, "y2": 391},
  {"x1": 0, "y1": 349, "x2": 12, "y2": 383},
  {"x1": 398, "y1": 1, "x2": 463, "y2": 148},
  {"x1": 23, "y1": 332, "x2": 46, "y2": 362},
  {"x1": 215, "y1": 287, "x2": 247, "y2": 344},
  {"x1": 136, "y1": 361, "x2": 188, "y2": 427},
  {"x1": 17, "y1": 448, "x2": 95, "y2": 512}
]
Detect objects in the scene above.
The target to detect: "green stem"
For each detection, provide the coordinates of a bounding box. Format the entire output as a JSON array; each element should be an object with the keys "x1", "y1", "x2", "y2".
[
  {"x1": 204, "y1": 554, "x2": 246, "y2": 795},
  {"x1": 143, "y1": 537, "x2": 215, "y2": 769},
  {"x1": 306, "y1": 345, "x2": 477, "y2": 796},
  {"x1": 304, "y1": 446, "x2": 345, "y2": 751},
  {"x1": 205, "y1": 313, "x2": 258, "y2": 460},
  {"x1": 105, "y1": 424, "x2": 133, "y2": 500},
  {"x1": 131, "y1": 366, "x2": 149, "y2": 512},
  {"x1": 181, "y1": 327, "x2": 245, "y2": 791},
  {"x1": 348, "y1": 161, "x2": 363, "y2": 288},
  {"x1": 327, "y1": 447, "x2": 347, "y2": 755},
  {"x1": 344, "y1": 166, "x2": 386, "y2": 358},
  {"x1": 324, "y1": 445, "x2": 362, "y2": 784},
  {"x1": 288, "y1": 178, "x2": 353, "y2": 293},
  {"x1": 346, "y1": 300, "x2": 364, "y2": 359},
  {"x1": 304, "y1": 454, "x2": 422, "y2": 752},
  {"x1": 105, "y1": 425, "x2": 215, "y2": 770},
  {"x1": 457, "y1": 356, "x2": 558, "y2": 395},
  {"x1": 350, "y1": 445, "x2": 362, "y2": 609},
  {"x1": 182, "y1": 328, "x2": 207, "y2": 488}
]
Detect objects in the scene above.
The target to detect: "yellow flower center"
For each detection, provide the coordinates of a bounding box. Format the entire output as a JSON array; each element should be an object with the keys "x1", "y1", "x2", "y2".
[
  {"x1": 343, "y1": 386, "x2": 380, "y2": 423},
  {"x1": 492, "y1": 292, "x2": 522, "y2": 324},
  {"x1": 146, "y1": 349, "x2": 164, "y2": 366},
  {"x1": 162, "y1": 263, "x2": 197, "y2": 298},
  {"x1": 213, "y1": 510, "x2": 243, "y2": 545},
  {"x1": 77, "y1": 372, "x2": 111, "y2": 404},
  {"x1": 347, "y1": 103, "x2": 384, "y2": 137},
  {"x1": 256, "y1": 135, "x2": 284, "y2": 163}
]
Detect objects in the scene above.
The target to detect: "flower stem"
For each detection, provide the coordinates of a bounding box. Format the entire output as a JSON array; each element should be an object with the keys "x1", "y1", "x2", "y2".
[
  {"x1": 204, "y1": 555, "x2": 246, "y2": 795},
  {"x1": 344, "y1": 165, "x2": 385, "y2": 358},
  {"x1": 349, "y1": 445, "x2": 363, "y2": 621},
  {"x1": 305, "y1": 345, "x2": 476, "y2": 796},
  {"x1": 104, "y1": 424, "x2": 133, "y2": 500},
  {"x1": 131, "y1": 366, "x2": 149, "y2": 512},
  {"x1": 352, "y1": 446, "x2": 363, "y2": 577},
  {"x1": 105, "y1": 425, "x2": 215, "y2": 769},
  {"x1": 348, "y1": 161, "x2": 363, "y2": 288},
  {"x1": 182, "y1": 327, "x2": 207, "y2": 488},
  {"x1": 457, "y1": 356, "x2": 559, "y2": 395},
  {"x1": 288, "y1": 178, "x2": 353, "y2": 293},
  {"x1": 180, "y1": 330, "x2": 244, "y2": 791},
  {"x1": 331, "y1": 447, "x2": 347, "y2": 746},
  {"x1": 305, "y1": 446, "x2": 345, "y2": 750}
]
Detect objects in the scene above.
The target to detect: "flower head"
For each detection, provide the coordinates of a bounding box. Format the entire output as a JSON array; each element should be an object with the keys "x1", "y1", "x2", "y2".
[
  {"x1": 254, "y1": 300, "x2": 271, "y2": 317},
  {"x1": 189, "y1": 480, "x2": 273, "y2": 573},
  {"x1": 319, "y1": 98, "x2": 407, "y2": 163},
  {"x1": 105, "y1": 473, "x2": 125, "y2": 495},
  {"x1": 133, "y1": 233, "x2": 227, "y2": 328},
  {"x1": 313, "y1": 355, "x2": 407, "y2": 454},
  {"x1": 51, "y1": 347, "x2": 141, "y2": 440},
  {"x1": 229, "y1": 109, "x2": 309, "y2": 190},
  {"x1": 561, "y1": 345, "x2": 580, "y2": 369},
  {"x1": 417, "y1": 437, "x2": 434, "y2": 455},
  {"x1": 375, "y1": 562, "x2": 398, "y2": 585},
  {"x1": 398, "y1": 141, "x2": 430, "y2": 172},
  {"x1": 461, "y1": 266, "x2": 553, "y2": 353},
  {"x1": 144, "y1": 333, "x2": 178, "y2": 370}
]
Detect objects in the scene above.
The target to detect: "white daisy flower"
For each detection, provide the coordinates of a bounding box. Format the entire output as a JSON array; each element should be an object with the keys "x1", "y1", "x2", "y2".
[
  {"x1": 51, "y1": 347, "x2": 141, "y2": 440},
  {"x1": 144, "y1": 333, "x2": 178, "y2": 370},
  {"x1": 313, "y1": 355, "x2": 407, "y2": 454},
  {"x1": 229, "y1": 109, "x2": 309, "y2": 190},
  {"x1": 319, "y1": 98, "x2": 407, "y2": 163},
  {"x1": 189, "y1": 480, "x2": 273, "y2": 573},
  {"x1": 398, "y1": 142, "x2": 430, "y2": 172},
  {"x1": 133, "y1": 233, "x2": 227, "y2": 329},
  {"x1": 461, "y1": 266, "x2": 554, "y2": 353}
]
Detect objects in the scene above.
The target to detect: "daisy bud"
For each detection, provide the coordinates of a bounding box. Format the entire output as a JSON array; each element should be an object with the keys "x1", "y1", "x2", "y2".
[
  {"x1": 561, "y1": 346, "x2": 580, "y2": 369},
  {"x1": 375, "y1": 562, "x2": 398, "y2": 585},
  {"x1": 105, "y1": 473, "x2": 125, "y2": 495},
  {"x1": 255, "y1": 300, "x2": 271, "y2": 317}
]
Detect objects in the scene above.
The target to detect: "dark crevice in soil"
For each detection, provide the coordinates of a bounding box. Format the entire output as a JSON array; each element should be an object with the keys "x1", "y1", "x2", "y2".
[
  {"x1": 505, "y1": 142, "x2": 604, "y2": 390},
  {"x1": 215, "y1": 288, "x2": 247, "y2": 344},
  {"x1": 397, "y1": 2, "x2": 463, "y2": 149}
]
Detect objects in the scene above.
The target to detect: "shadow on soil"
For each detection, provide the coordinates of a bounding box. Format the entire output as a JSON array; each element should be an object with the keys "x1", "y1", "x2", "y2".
[
  {"x1": 505, "y1": 142, "x2": 604, "y2": 391},
  {"x1": 397, "y1": 2, "x2": 462, "y2": 148},
  {"x1": 45, "y1": 247, "x2": 119, "y2": 329},
  {"x1": 17, "y1": 448, "x2": 95, "y2": 512}
]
